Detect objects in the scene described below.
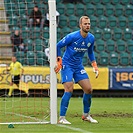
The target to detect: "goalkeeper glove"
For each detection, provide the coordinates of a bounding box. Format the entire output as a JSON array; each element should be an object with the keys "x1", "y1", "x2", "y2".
[
  {"x1": 54, "y1": 57, "x2": 62, "y2": 73},
  {"x1": 91, "y1": 61, "x2": 99, "y2": 78}
]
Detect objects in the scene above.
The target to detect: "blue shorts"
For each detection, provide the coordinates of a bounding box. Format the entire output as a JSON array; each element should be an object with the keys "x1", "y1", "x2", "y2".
[{"x1": 61, "y1": 64, "x2": 89, "y2": 83}]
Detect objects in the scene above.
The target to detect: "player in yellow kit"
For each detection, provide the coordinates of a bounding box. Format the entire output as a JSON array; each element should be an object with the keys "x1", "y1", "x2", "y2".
[{"x1": 6, "y1": 56, "x2": 28, "y2": 96}]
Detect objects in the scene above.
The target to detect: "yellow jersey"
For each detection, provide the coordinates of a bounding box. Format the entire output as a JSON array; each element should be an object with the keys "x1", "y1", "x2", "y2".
[{"x1": 9, "y1": 61, "x2": 23, "y2": 76}]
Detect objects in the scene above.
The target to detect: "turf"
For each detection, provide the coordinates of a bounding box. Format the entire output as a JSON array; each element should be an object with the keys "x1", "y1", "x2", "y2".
[{"x1": 0, "y1": 97, "x2": 132, "y2": 133}]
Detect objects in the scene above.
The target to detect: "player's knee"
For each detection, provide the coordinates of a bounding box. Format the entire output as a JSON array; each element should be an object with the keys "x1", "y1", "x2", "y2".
[
  {"x1": 84, "y1": 87, "x2": 92, "y2": 94},
  {"x1": 64, "y1": 82, "x2": 74, "y2": 93},
  {"x1": 65, "y1": 88, "x2": 73, "y2": 93},
  {"x1": 10, "y1": 82, "x2": 13, "y2": 86}
]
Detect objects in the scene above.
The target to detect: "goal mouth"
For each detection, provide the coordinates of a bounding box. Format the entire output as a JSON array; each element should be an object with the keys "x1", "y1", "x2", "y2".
[
  {"x1": 0, "y1": 0, "x2": 57, "y2": 125},
  {"x1": 0, "y1": 95, "x2": 50, "y2": 124}
]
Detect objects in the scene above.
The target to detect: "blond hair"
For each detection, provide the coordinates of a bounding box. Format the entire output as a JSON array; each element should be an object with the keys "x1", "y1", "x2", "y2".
[{"x1": 79, "y1": 16, "x2": 90, "y2": 25}]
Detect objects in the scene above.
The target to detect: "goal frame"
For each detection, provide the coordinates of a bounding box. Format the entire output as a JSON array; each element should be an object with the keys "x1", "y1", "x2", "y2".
[{"x1": 0, "y1": 0, "x2": 57, "y2": 125}]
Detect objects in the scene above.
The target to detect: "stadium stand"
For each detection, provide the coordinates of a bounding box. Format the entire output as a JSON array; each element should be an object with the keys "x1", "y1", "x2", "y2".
[
  {"x1": 91, "y1": 0, "x2": 101, "y2": 5},
  {"x1": 115, "y1": 3, "x2": 124, "y2": 17},
  {"x1": 2, "y1": 0, "x2": 132, "y2": 67},
  {"x1": 85, "y1": 3, "x2": 95, "y2": 15},
  {"x1": 98, "y1": 15, "x2": 108, "y2": 28},
  {"x1": 108, "y1": 16, "x2": 117, "y2": 28},
  {"x1": 68, "y1": 15, "x2": 78, "y2": 28},
  {"x1": 116, "y1": 39, "x2": 126, "y2": 53},
  {"x1": 111, "y1": 0, "x2": 120, "y2": 5},
  {"x1": 99, "y1": 51, "x2": 109, "y2": 66},
  {"x1": 95, "y1": 3, "x2": 104, "y2": 16},
  {"x1": 123, "y1": 28, "x2": 132, "y2": 41},
  {"x1": 105, "y1": 3, "x2": 115, "y2": 16},
  {"x1": 59, "y1": 14, "x2": 68, "y2": 28},
  {"x1": 124, "y1": 4, "x2": 133, "y2": 16},
  {"x1": 57, "y1": 3, "x2": 66, "y2": 15},
  {"x1": 101, "y1": 0, "x2": 110, "y2": 5},
  {"x1": 121, "y1": 0, "x2": 131, "y2": 5},
  {"x1": 23, "y1": 38, "x2": 33, "y2": 51},
  {"x1": 26, "y1": 51, "x2": 35, "y2": 65},
  {"x1": 36, "y1": 51, "x2": 47, "y2": 66},
  {"x1": 89, "y1": 15, "x2": 97, "y2": 28},
  {"x1": 128, "y1": 15, "x2": 133, "y2": 28},
  {"x1": 103, "y1": 28, "x2": 112, "y2": 41},
  {"x1": 21, "y1": 26, "x2": 30, "y2": 39},
  {"x1": 109, "y1": 51, "x2": 119, "y2": 66},
  {"x1": 93, "y1": 27, "x2": 103, "y2": 40},
  {"x1": 65, "y1": 3, "x2": 75, "y2": 16},
  {"x1": 119, "y1": 52, "x2": 130, "y2": 66},
  {"x1": 106, "y1": 39, "x2": 115, "y2": 53},
  {"x1": 75, "y1": 3, "x2": 85, "y2": 16},
  {"x1": 131, "y1": 53, "x2": 133, "y2": 66},
  {"x1": 127, "y1": 39, "x2": 133, "y2": 53},
  {"x1": 113, "y1": 28, "x2": 123, "y2": 40},
  {"x1": 118, "y1": 15, "x2": 127, "y2": 29},
  {"x1": 95, "y1": 39, "x2": 105, "y2": 53}
]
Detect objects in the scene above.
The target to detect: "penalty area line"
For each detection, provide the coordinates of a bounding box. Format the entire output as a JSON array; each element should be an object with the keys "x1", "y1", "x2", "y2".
[{"x1": 57, "y1": 124, "x2": 93, "y2": 133}]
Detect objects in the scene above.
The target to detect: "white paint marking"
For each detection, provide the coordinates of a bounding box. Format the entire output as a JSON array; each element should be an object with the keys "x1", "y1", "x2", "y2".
[
  {"x1": 3, "y1": 112, "x2": 92, "y2": 133},
  {"x1": 57, "y1": 124, "x2": 93, "y2": 133},
  {"x1": 5, "y1": 112, "x2": 49, "y2": 123}
]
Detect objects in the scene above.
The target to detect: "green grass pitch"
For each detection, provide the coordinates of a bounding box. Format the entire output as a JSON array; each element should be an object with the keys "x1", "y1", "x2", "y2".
[{"x1": 0, "y1": 97, "x2": 132, "y2": 133}]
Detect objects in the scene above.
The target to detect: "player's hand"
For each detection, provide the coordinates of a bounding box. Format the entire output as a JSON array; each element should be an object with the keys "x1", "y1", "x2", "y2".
[
  {"x1": 91, "y1": 61, "x2": 99, "y2": 78},
  {"x1": 93, "y1": 67, "x2": 99, "y2": 78},
  {"x1": 54, "y1": 57, "x2": 62, "y2": 73}
]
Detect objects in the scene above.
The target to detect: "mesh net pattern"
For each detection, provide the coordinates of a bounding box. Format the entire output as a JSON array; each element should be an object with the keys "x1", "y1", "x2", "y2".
[{"x1": 0, "y1": 0, "x2": 51, "y2": 124}]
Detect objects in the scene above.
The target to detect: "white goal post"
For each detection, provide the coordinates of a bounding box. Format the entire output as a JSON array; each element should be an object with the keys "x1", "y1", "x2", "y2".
[{"x1": 49, "y1": 0, "x2": 57, "y2": 124}]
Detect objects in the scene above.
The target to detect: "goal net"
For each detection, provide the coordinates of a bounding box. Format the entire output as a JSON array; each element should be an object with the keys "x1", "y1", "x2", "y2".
[{"x1": 0, "y1": 0, "x2": 57, "y2": 124}]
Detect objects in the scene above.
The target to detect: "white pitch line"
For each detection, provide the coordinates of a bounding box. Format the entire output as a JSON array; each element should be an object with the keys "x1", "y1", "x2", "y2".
[
  {"x1": 57, "y1": 124, "x2": 93, "y2": 133},
  {"x1": 3, "y1": 112, "x2": 92, "y2": 133},
  {"x1": 5, "y1": 112, "x2": 49, "y2": 123}
]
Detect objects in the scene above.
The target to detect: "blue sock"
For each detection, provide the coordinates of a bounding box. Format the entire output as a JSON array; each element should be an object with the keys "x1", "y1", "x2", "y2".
[
  {"x1": 83, "y1": 93, "x2": 92, "y2": 114},
  {"x1": 60, "y1": 92, "x2": 72, "y2": 116}
]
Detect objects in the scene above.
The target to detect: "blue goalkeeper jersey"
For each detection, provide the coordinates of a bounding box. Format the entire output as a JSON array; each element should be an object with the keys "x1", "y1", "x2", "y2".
[{"x1": 57, "y1": 30, "x2": 96, "y2": 67}]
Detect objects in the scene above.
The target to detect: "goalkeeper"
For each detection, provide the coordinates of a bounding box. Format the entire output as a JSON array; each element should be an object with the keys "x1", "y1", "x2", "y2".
[
  {"x1": 55, "y1": 16, "x2": 99, "y2": 124},
  {"x1": 6, "y1": 56, "x2": 28, "y2": 96}
]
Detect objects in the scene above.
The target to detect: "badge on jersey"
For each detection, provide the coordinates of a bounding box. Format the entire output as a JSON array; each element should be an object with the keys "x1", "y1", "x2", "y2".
[
  {"x1": 87, "y1": 43, "x2": 91, "y2": 47},
  {"x1": 80, "y1": 69, "x2": 86, "y2": 74}
]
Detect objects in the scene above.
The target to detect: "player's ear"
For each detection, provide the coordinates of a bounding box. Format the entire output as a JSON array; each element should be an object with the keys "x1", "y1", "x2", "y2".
[{"x1": 79, "y1": 24, "x2": 81, "y2": 29}]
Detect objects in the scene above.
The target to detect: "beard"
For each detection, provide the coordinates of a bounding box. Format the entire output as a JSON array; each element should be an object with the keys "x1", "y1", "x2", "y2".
[{"x1": 82, "y1": 28, "x2": 89, "y2": 33}]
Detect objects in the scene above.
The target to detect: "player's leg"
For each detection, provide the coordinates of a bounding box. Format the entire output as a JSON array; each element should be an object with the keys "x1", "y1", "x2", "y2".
[
  {"x1": 74, "y1": 66, "x2": 98, "y2": 123},
  {"x1": 78, "y1": 79, "x2": 98, "y2": 123},
  {"x1": 59, "y1": 82, "x2": 73, "y2": 124},
  {"x1": 9, "y1": 75, "x2": 21, "y2": 96},
  {"x1": 19, "y1": 81, "x2": 29, "y2": 96},
  {"x1": 14, "y1": 76, "x2": 28, "y2": 96},
  {"x1": 14, "y1": 75, "x2": 20, "y2": 87},
  {"x1": 23, "y1": 82, "x2": 29, "y2": 95},
  {"x1": 29, "y1": 18, "x2": 33, "y2": 29},
  {"x1": 78, "y1": 79, "x2": 92, "y2": 112},
  {"x1": 8, "y1": 76, "x2": 14, "y2": 96},
  {"x1": 40, "y1": 18, "x2": 44, "y2": 29},
  {"x1": 58, "y1": 65, "x2": 73, "y2": 124}
]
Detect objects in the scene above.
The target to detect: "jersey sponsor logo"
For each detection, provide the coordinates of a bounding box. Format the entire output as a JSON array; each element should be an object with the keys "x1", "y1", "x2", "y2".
[
  {"x1": 74, "y1": 42, "x2": 78, "y2": 45},
  {"x1": 74, "y1": 47, "x2": 87, "y2": 52},
  {"x1": 87, "y1": 43, "x2": 91, "y2": 47},
  {"x1": 80, "y1": 69, "x2": 86, "y2": 74},
  {"x1": 82, "y1": 41, "x2": 85, "y2": 46}
]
